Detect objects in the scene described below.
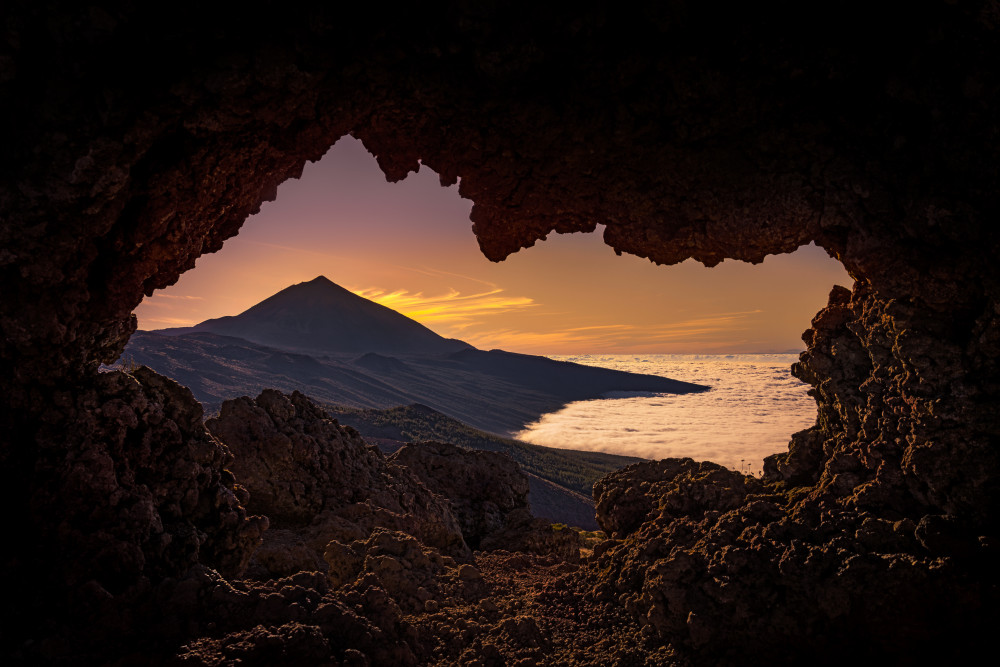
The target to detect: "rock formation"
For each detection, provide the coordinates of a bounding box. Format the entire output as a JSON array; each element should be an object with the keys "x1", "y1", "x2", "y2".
[
  {"x1": 206, "y1": 390, "x2": 470, "y2": 575},
  {"x1": 391, "y1": 440, "x2": 581, "y2": 560},
  {"x1": 591, "y1": 456, "x2": 997, "y2": 663},
  {"x1": 389, "y1": 441, "x2": 530, "y2": 549},
  {"x1": 1, "y1": 2, "x2": 998, "y2": 664},
  {"x1": 1, "y1": 367, "x2": 266, "y2": 643}
]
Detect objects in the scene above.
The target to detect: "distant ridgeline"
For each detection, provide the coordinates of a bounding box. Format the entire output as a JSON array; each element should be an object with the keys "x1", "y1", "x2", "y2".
[{"x1": 130, "y1": 276, "x2": 708, "y2": 435}]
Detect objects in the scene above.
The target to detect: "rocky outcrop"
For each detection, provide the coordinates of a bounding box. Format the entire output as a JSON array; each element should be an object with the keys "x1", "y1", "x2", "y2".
[
  {"x1": 391, "y1": 441, "x2": 582, "y2": 561},
  {"x1": 324, "y1": 528, "x2": 486, "y2": 614},
  {"x1": 591, "y1": 454, "x2": 997, "y2": 663},
  {"x1": 594, "y1": 458, "x2": 763, "y2": 539},
  {"x1": 206, "y1": 390, "x2": 469, "y2": 576},
  {"x1": 16, "y1": 367, "x2": 266, "y2": 589},
  {"x1": 480, "y1": 516, "x2": 582, "y2": 564},
  {"x1": 389, "y1": 441, "x2": 530, "y2": 549},
  {"x1": 0, "y1": 366, "x2": 267, "y2": 662}
]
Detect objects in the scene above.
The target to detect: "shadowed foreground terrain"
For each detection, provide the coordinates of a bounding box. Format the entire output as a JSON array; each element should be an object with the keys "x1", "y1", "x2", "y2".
[
  {"x1": 329, "y1": 402, "x2": 639, "y2": 530},
  {"x1": 1, "y1": 2, "x2": 998, "y2": 665}
]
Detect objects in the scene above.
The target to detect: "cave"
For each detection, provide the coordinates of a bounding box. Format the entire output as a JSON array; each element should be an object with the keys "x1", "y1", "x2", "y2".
[{"x1": 1, "y1": 2, "x2": 997, "y2": 665}]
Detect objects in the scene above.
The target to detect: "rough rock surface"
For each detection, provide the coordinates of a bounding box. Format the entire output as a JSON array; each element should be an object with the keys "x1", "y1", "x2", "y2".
[
  {"x1": 206, "y1": 390, "x2": 470, "y2": 575},
  {"x1": 391, "y1": 440, "x2": 582, "y2": 561},
  {"x1": 389, "y1": 441, "x2": 530, "y2": 548},
  {"x1": 2, "y1": 2, "x2": 999, "y2": 664},
  {"x1": 22, "y1": 367, "x2": 266, "y2": 582},
  {"x1": 594, "y1": 458, "x2": 764, "y2": 539},
  {"x1": 591, "y1": 456, "x2": 997, "y2": 663},
  {"x1": 324, "y1": 528, "x2": 484, "y2": 613},
  {"x1": 480, "y1": 514, "x2": 582, "y2": 564},
  {"x1": 0, "y1": 366, "x2": 267, "y2": 661}
]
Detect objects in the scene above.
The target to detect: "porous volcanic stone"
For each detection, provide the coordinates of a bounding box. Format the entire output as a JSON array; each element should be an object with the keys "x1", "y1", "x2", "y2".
[{"x1": 207, "y1": 390, "x2": 469, "y2": 576}]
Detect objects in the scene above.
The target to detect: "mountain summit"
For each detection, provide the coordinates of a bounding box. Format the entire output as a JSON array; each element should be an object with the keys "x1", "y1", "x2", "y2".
[
  {"x1": 156, "y1": 276, "x2": 470, "y2": 356},
  {"x1": 139, "y1": 276, "x2": 708, "y2": 433}
]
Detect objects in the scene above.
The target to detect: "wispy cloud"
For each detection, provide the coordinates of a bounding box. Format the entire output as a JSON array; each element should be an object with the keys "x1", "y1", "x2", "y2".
[
  {"x1": 138, "y1": 316, "x2": 199, "y2": 328},
  {"x1": 148, "y1": 294, "x2": 204, "y2": 301},
  {"x1": 460, "y1": 310, "x2": 764, "y2": 352},
  {"x1": 349, "y1": 286, "x2": 537, "y2": 326}
]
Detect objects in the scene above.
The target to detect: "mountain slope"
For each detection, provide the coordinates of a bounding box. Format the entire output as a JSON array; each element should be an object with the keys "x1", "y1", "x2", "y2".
[
  {"x1": 156, "y1": 276, "x2": 469, "y2": 356},
  {"x1": 126, "y1": 329, "x2": 707, "y2": 435},
  {"x1": 328, "y1": 402, "x2": 642, "y2": 498},
  {"x1": 131, "y1": 276, "x2": 708, "y2": 434},
  {"x1": 328, "y1": 402, "x2": 642, "y2": 530}
]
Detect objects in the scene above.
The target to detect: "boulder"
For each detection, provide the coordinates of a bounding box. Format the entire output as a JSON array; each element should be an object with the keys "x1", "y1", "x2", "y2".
[{"x1": 207, "y1": 391, "x2": 469, "y2": 577}]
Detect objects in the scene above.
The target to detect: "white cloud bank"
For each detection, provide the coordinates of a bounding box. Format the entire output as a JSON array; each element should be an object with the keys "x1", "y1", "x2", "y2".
[{"x1": 515, "y1": 354, "x2": 816, "y2": 475}]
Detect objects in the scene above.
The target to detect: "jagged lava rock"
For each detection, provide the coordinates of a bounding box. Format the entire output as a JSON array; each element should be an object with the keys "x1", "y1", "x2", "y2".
[
  {"x1": 323, "y1": 528, "x2": 484, "y2": 614},
  {"x1": 594, "y1": 458, "x2": 763, "y2": 539},
  {"x1": 27, "y1": 367, "x2": 266, "y2": 591},
  {"x1": 389, "y1": 441, "x2": 530, "y2": 548},
  {"x1": 391, "y1": 440, "x2": 581, "y2": 560},
  {"x1": 207, "y1": 390, "x2": 469, "y2": 577},
  {"x1": 590, "y1": 452, "x2": 996, "y2": 663}
]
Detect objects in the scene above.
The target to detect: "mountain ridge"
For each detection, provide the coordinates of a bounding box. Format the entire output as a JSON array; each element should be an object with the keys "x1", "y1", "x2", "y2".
[
  {"x1": 130, "y1": 276, "x2": 708, "y2": 435},
  {"x1": 155, "y1": 275, "x2": 470, "y2": 357}
]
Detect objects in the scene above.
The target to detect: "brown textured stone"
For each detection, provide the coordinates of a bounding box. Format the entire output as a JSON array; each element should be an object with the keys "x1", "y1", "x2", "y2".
[
  {"x1": 391, "y1": 441, "x2": 582, "y2": 561},
  {"x1": 389, "y1": 441, "x2": 530, "y2": 549},
  {"x1": 207, "y1": 390, "x2": 470, "y2": 576},
  {"x1": 21, "y1": 366, "x2": 266, "y2": 591}
]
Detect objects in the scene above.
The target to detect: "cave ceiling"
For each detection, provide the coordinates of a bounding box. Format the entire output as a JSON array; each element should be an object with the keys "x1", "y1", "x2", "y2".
[{"x1": 1, "y1": 2, "x2": 996, "y2": 385}]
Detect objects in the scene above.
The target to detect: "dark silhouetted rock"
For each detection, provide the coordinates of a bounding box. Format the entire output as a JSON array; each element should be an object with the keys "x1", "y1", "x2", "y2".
[
  {"x1": 206, "y1": 390, "x2": 469, "y2": 576},
  {"x1": 389, "y1": 441, "x2": 530, "y2": 549},
  {"x1": 26, "y1": 367, "x2": 266, "y2": 592},
  {"x1": 324, "y1": 528, "x2": 483, "y2": 614},
  {"x1": 391, "y1": 441, "x2": 582, "y2": 561}
]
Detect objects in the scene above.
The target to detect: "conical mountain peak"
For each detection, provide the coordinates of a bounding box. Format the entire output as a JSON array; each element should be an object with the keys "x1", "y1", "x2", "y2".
[{"x1": 157, "y1": 277, "x2": 471, "y2": 357}]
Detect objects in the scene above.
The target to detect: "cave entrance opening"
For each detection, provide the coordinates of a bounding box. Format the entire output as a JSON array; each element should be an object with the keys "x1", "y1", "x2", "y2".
[{"x1": 130, "y1": 136, "x2": 851, "y2": 475}]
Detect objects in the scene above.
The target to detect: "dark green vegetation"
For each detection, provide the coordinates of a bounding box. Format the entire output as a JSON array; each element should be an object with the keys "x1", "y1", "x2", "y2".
[{"x1": 328, "y1": 402, "x2": 642, "y2": 499}]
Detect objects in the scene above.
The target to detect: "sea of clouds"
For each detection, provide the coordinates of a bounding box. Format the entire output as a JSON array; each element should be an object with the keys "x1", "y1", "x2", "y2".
[{"x1": 515, "y1": 354, "x2": 816, "y2": 474}]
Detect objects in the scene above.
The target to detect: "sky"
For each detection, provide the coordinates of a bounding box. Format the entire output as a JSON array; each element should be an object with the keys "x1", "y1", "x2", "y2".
[{"x1": 134, "y1": 137, "x2": 852, "y2": 354}]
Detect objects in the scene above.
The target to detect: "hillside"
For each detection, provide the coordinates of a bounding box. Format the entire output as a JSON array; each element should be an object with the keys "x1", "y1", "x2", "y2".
[
  {"x1": 128, "y1": 278, "x2": 706, "y2": 435},
  {"x1": 328, "y1": 402, "x2": 643, "y2": 529}
]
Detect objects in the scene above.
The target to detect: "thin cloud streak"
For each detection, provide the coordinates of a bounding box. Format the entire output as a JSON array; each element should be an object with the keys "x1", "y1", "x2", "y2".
[
  {"x1": 148, "y1": 294, "x2": 205, "y2": 301},
  {"x1": 139, "y1": 316, "x2": 200, "y2": 327},
  {"x1": 350, "y1": 286, "x2": 537, "y2": 326},
  {"x1": 460, "y1": 310, "x2": 765, "y2": 352}
]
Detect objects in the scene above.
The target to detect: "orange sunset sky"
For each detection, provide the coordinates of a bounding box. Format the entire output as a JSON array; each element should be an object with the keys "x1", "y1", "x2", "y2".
[{"x1": 134, "y1": 137, "x2": 851, "y2": 354}]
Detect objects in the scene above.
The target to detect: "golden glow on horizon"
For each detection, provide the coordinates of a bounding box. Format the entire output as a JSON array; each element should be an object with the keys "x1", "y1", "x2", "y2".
[
  {"x1": 351, "y1": 285, "x2": 536, "y2": 325},
  {"x1": 455, "y1": 310, "x2": 767, "y2": 354},
  {"x1": 133, "y1": 137, "x2": 852, "y2": 354}
]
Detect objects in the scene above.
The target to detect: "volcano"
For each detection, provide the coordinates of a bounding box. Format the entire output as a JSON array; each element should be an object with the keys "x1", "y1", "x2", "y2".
[
  {"x1": 136, "y1": 276, "x2": 707, "y2": 434},
  {"x1": 157, "y1": 276, "x2": 470, "y2": 356}
]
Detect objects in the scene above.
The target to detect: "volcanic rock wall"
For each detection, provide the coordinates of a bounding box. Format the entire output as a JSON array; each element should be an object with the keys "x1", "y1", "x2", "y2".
[{"x1": 1, "y1": 1, "x2": 998, "y2": 664}]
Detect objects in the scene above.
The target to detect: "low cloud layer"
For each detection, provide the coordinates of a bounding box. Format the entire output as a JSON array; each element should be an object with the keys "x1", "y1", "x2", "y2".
[{"x1": 515, "y1": 354, "x2": 815, "y2": 474}]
